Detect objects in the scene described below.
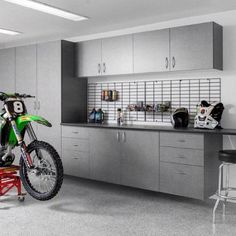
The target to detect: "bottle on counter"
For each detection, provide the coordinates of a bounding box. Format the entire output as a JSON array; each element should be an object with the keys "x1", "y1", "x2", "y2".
[
  {"x1": 95, "y1": 108, "x2": 105, "y2": 124},
  {"x1": 88, "y1": 108, "x2": 96, "y2": 123},
  {"x1": 117, "y1": 108, "x2": 124, "y2": 126}
]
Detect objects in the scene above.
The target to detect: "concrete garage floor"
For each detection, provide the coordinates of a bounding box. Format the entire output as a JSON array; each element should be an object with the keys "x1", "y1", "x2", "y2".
[{"x1": 1, "y1": 176, "x2": 236, "y2": 236}]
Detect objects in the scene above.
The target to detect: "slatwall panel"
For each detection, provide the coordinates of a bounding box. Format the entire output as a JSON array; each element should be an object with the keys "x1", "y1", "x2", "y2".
[{"x1": 88, "y1": 78, "x2": 221, "y2": 124}]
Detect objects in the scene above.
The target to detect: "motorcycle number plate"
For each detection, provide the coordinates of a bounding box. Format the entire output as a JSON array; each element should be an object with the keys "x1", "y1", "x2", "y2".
[{"x1": 6, "y1": 101, "x2": 26, "y2": 115}]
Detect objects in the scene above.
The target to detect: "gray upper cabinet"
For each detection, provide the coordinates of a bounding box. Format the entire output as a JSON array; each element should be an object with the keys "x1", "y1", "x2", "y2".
[
  {"x1": 170, "y1": 22, "x2": 223, "y2": 71},
  {"x1": 77, "y1": 39, "x2": 102, "y2": 77},
  {"x1": 0, "y1": 48, "x2": 15, "y2": 94},
  {"x1": 77, "y1": 22, "x2": 222, "y2": 77},
  {"x1": 121, "y1": 130, "x2": 160, "y2": 191},
  {"x1": 102, "y1": 35, "x2": 133, "y2": 75},
  {"x1": 133, "y1": 29, "x2": 170, "y2": 73},
  {"x1": 77, "y1": 35, "x2": 133, "y2": 77}
]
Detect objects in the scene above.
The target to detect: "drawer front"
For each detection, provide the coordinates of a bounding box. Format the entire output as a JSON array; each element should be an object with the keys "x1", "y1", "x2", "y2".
[
  {"x1": 62, "y1": 149, "x2": 89, "y2": 178},
  {"x1": 160, "y1": 147, "x2": 204, "y2": 166},
  {"x1": 62, "y1": 137, "x2": 89, "y2": 153},
  {"x1": 160, "y1": 132, "x2": 204, "y2": 149},
  {"x1": 62, "y1": 126, "x2": 89, "y2": 139},
  {"x1": 160, "y1": 162, "x2": 204, "y2": 199}
]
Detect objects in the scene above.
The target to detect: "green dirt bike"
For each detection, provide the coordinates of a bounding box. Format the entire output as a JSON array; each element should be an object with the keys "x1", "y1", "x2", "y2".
[{"x1": 0, "y1": 92, "x2": 63, "y2": 201}]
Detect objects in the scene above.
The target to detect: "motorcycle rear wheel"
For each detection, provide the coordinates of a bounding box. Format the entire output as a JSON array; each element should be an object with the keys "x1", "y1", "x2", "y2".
[{"x1": 20, "y1": 140, "x2": 63, "y2": 201}]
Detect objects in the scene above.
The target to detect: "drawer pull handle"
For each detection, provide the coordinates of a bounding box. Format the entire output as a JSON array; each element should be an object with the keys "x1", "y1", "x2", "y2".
[
  {"x1": 72, "y1": 132, "x2": 79, "y2": 134},
  {"x1": 178, "y1": 139, "x2": 186, "y2": 143},
  {"x1": 73, "y1": 157, "x2": 79, "y2": 160},
  {"x1": 176, "y1": 172, "x2": 187, "y2": 175},
  {"x1": 74, "y1": 145, "x2": 79, "y2": 147},
  {"x1": 176, "y1": 156, "x2": 186, "y2": 159}
]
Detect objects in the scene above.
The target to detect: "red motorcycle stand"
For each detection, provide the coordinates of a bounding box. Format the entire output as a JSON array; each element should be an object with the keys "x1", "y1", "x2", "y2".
[{"x1": 0, "y1": 165, "x2": 25, "y2": 201}]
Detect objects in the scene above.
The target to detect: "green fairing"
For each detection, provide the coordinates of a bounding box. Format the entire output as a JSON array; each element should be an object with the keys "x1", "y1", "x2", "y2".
[{"x1": 8, "y1": 114, "x2": 52, "y2": 145}]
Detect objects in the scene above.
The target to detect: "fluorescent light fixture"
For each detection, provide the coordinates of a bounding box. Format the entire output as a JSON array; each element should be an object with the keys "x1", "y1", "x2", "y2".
[
  {"x1": 0, "y1": 28, "x2": 21, "y2": 35},
  {"x1": 4, "y1": 0, "x2": 88, "y2": 21}
]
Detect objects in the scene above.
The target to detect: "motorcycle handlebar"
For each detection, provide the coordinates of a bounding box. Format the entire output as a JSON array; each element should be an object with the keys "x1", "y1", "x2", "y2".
[
  {"x1": 0, "y1": 92, "x2": 35, "y2": 101},
  {"x1": 15, "y1": 93, "x2": 36, "y2": 99}
]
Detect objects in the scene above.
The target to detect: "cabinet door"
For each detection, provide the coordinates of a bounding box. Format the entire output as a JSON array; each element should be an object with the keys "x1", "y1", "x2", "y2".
[
  {"x1": 134, "y1": 29, "x2": 170, "y2": 73},
  {"x1": 0, "y1": 48, "x2": 15, "y2": 95},
  {"x1": 90, "y1": 128, "x2": 121, "y2": 184},
  {"x1": 121, "y1": 130, "x2": 159, "y2": 191},
  {"x1": 16, "y1": 45, "x2": 37, "y2": 117},
  {"x1": 170, "y1": 22, "x2": 213, "y2": 71},
  {"x1": 37, "y1": 41, "x2": 61, "y2": 155},
  {"x1": 77, "y1": 39, "x2": 102, "y2": 77},
  {"x1": 102, "y1": 35, "x2": 133, "y2": 75}
]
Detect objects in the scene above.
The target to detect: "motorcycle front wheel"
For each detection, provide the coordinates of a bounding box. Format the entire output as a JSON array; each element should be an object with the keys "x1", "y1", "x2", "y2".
[{"x1": 20, "y1": 140, "x2": 63, "y2": 201}]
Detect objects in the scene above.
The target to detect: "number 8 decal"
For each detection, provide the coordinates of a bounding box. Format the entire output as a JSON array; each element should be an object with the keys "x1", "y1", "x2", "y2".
[{"x1": 13, "y1": 101, "x2": 24, "y2": 113}]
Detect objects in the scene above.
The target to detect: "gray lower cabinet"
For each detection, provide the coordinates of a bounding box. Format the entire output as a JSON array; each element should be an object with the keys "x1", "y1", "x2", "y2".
[
  {"x1": 120, "y1": 130, "x2": 159, "y2": 191},
  {"x1": 63, "y1": 127, "x2": 160, "y2": 191},
  {"x1": 160, "y1": 162, "x2": 204, "y2": 199},
  {"x1": 90, "y1": 128, "x2": 121, "y2": 184},
  {"x1": 89, "y1": 128, "x2": 160, "y2": 189},
  {"x1": 160, "y1": 132, "x2": 222, "y2": 200},
  {"x1": 61, "y1": 126, "x2": 222, "y2": 200},
  {"x1": 62, "y1": 138, "x2": 90, "y2": 178},
  {"x1": 62, "y1": 126, "x2": 90, "y2": 178}
]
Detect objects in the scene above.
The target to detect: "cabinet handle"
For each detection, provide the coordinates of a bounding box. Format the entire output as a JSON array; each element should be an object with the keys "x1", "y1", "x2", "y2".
[
  {"x1": 176, "y1": 171, "x2": 187, "y2": 175},
  {"x1": 73, "y1": 157, "x2": 79, "y2": 160},
  {"x1": 33, "y1": 101, "x2": 37, "y2": 110},
  {"x1": 122, "y1": 132, "x2": 126, "y2": 142},
  {"x1": 37, "y1": 101, "x2": 40, "y2": 110},
  {"x1": 116, "y1": 132, "x2": 120, "y2": 142},
  {"x1": 178, "y1": 139, "x2": 186, "y2": 143},
  {"x1": 172, "y1": 57, "x2": 176, "y2": 68},
  {"x1": 98, "y1": 63, "x2": 101, "y2": 74},
  {"x1": 72, "y1": 131, "x2": 79, "y2": 134},
  {"x1": 176, "y1": 155, "x2": 186, "y2": 159},
  {"x1": 103, "y1": 63, "x2": 106, "y2": 73},
  {"x1": 73, "y1": 145, "x2": 79, "y2": 147},
  {"x1": 165, "y1": 57, "x2": 169, "y2": 69}
]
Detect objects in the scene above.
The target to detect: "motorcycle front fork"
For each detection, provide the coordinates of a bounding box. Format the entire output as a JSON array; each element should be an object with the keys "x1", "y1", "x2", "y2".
[
  {"x1": 4, "y1": 104, "x2": 35, "y2": 169},
  {"x1": 11, "y1": 120, "x2": 35, "y2": 169}
]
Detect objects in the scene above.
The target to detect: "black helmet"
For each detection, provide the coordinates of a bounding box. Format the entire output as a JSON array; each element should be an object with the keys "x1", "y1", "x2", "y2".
[{"x1": 171, "y1": 107, "x2": 189, "y2": 128}]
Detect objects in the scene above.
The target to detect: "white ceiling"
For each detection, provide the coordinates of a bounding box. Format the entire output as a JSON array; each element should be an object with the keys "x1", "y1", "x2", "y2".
[{"x1": 1, "y1": 0, "x2": 236, "y2": 48}]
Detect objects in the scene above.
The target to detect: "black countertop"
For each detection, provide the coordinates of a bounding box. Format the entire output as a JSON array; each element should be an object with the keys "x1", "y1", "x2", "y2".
[{"x1": 61, "y1": 123, "x2": 236, "y2": 135}]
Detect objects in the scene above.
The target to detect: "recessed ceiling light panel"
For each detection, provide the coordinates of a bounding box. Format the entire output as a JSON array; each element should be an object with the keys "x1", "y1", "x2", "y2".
[
  {"x1": 4, "y1": 0, "x2": 88, "y2": 21},
  {"x1": 0, "y1": 28, "x2": 21, "y2": 35}
]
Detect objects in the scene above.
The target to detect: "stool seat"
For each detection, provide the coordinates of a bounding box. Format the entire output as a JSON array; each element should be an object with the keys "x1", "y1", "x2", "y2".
[{"x1": 219, "y1": 150, "x2": 236, "y2": 164}]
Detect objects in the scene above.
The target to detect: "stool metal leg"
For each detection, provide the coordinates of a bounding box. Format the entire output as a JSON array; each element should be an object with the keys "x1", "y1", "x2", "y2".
[
  {"x1": 223, "y1": 164, "x2": 230, "y2": 219},
  {"x1": 213, "y1": 163, "x2": 224, "y2": 224},
  {"x1": 213, "y1": 198, "x2": 220, "y2": 224}
]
